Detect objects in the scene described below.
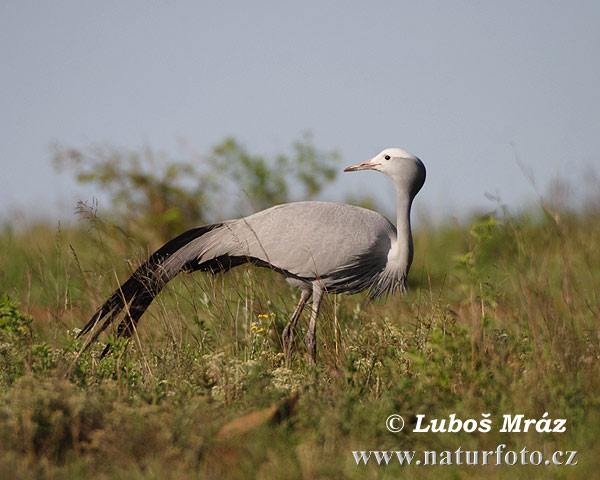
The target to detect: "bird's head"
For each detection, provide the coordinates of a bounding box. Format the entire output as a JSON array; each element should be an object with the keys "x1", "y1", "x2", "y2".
[{"x1": 345, "y1": 148, "x2": 426, "y2": 199}]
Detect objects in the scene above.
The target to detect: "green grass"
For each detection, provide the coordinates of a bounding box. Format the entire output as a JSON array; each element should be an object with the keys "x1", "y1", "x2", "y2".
[{"x1": 0, "y1": 206, "x2": 599, "y2": 479}]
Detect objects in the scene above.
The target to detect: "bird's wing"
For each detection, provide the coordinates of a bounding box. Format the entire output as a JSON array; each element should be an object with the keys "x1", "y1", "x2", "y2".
[
  {"x1": 78, "y1": 201, "x2": 396, "y2": 354},
  {"x1": 187, "y1": 201, "x2": 396, "y2": 279}
]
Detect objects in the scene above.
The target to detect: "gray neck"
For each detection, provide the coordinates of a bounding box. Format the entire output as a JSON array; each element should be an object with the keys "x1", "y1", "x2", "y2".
[{"x1": 388, "y1": 190, "x2": 414, "y2": 282}]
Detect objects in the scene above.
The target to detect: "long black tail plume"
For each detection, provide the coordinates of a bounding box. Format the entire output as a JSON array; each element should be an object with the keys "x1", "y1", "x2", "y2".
[{"x1": 78, "y1": 223, "x2": 223, "y2": 357}]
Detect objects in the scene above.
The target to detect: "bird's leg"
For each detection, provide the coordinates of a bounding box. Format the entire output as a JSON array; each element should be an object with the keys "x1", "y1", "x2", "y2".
[
  {"x1": 282, "y1": 289, "x2": 311, "y2": 360},
  {"x1": 304, "y1": 285, "x2": 324, "y2": 363}
]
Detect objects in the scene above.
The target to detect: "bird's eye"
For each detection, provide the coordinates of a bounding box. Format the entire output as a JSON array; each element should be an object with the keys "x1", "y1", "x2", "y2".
[{"x1": 384, "y1": 155, "x2": 391, "y2": 160}]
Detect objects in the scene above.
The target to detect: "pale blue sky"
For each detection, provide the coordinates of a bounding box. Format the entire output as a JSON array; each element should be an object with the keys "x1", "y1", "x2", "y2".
[{"x1": 1, "y1": 1, "x2": 599, "y2": 225}]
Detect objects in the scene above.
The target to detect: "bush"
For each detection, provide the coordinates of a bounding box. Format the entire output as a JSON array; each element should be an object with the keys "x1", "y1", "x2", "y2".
[{"x1": 52, "y1": 134, "x2": 340, "y2": 242}]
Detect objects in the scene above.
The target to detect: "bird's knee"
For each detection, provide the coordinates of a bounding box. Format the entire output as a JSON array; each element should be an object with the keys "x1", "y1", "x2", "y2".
[{"x1": 282, "y1": 324, "x2": 294, "y2": 344}]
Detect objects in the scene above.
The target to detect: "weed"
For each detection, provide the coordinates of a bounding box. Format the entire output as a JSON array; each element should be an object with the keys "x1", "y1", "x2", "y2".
[{"x1": 0, "y1": 205, "x2": 599, "y2": 478}]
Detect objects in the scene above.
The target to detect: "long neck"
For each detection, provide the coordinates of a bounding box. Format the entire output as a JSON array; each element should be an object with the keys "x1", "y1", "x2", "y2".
[{"x1": 388, "y1": 189, "x2": 414, "y2": 282}]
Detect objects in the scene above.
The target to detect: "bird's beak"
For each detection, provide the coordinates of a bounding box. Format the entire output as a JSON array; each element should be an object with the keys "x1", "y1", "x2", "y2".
[{"x1": 344, "y1": 157, "x2": 381, "y2": 172}]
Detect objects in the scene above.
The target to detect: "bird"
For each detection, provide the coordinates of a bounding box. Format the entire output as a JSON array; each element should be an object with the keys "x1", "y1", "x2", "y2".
[{"x1": 78, "y1": 148, "x2": 426, "y2": 361}]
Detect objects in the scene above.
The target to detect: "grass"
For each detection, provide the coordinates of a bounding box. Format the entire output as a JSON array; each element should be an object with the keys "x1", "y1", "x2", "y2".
[{"x1": 0, "y1": 203, "x2": 599, "y2": 479}]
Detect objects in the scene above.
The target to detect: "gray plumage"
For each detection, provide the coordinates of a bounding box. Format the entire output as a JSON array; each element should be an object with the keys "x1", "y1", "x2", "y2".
[{"x1": 78, "y1": 148, "x2": 426, "y2": 360}]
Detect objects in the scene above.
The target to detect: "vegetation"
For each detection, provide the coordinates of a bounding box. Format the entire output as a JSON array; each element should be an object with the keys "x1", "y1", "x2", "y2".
[
  {"x1": 51, "y1": 132, "x2": 339, "y2": 242},
  {"x1": 0, "y1": 140, "x2": 599, "y2": 479}
]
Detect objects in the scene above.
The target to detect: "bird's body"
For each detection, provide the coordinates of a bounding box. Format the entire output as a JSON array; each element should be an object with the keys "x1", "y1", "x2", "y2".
[
  {"x1": 165, "y1": 201, "x2": 399, "y2": 295},
  {"x1": 79, "y1": 148, "x2": 426, "y2": 360}
]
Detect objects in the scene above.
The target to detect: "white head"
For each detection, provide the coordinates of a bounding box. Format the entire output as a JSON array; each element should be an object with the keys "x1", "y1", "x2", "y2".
[{"x1": 345, "y1": 148, "x2": 426, "y2": 199}]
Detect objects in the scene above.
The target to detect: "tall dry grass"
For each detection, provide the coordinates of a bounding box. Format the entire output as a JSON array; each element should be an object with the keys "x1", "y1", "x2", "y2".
[{"x1": 0, "y1": 198, "x2": 599, "y2": 478}]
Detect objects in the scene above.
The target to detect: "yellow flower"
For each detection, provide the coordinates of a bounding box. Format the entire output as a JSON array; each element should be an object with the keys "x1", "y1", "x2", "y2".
[{"x1": 258, "y1": 314, "x2": 269, "y2": 319}]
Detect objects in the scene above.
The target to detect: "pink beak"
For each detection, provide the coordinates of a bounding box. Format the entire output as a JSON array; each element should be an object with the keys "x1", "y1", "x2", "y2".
[{"x1": 344, "y1": 160, "x2": 380, "y2": 172}]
